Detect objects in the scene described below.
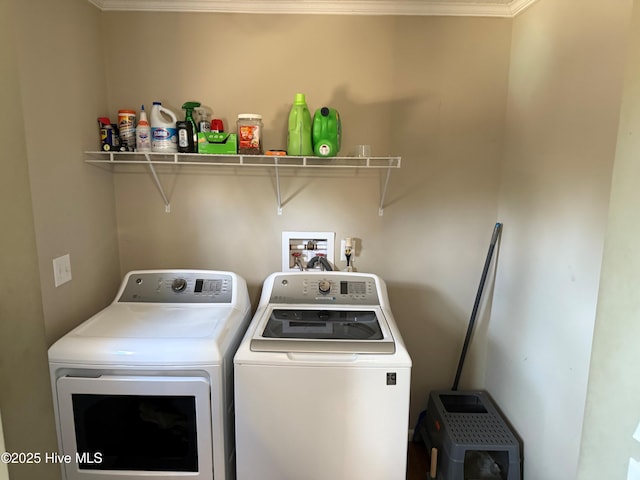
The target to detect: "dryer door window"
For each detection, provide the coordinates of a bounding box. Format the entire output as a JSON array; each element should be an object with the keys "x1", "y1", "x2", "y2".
[
  {"x1": 71, "y1": 394, "x2": 197, "y2": 471},
  {"x1": 55, "y1": 375, "x2": 213, "y2": 480}
]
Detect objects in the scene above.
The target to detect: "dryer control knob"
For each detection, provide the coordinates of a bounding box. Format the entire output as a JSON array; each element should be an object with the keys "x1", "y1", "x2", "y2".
[{"x1": 171, "y1": 278, "x2": 188, "y2": 293}]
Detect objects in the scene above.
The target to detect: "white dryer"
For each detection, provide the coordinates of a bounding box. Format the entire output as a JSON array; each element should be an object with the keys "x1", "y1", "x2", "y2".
[
  {"x1": 234, "y1": 271, "x2": 412, "y2": 480},
  {"x1": 48, "y1": 270, "x2": 251, "y2": 480}
]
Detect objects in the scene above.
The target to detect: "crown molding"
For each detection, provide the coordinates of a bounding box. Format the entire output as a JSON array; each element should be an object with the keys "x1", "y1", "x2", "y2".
[
  {"x1": 87, "y1": 0, "x2": 539, "y2": 17},
  {"x1": 508, "y1": 0, "x2": 537, "y2": 16}
]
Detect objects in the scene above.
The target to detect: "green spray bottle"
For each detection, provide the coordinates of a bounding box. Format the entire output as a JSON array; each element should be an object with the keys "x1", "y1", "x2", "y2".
[
  {"x1": 179, "y1": 101, "x2": 201, "y2": 153},
  {"x1": 287, "y1": 93, "x2": 313, "y2": 156}
]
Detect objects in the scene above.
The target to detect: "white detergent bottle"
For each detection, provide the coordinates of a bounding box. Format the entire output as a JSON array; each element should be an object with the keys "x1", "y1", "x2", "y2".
[
  {"x1": 150, "y1": 102, "x2": 178, "y2": 153},
  {"x1": 135, "y1": 105, "x2": 152, "y2": 152}
]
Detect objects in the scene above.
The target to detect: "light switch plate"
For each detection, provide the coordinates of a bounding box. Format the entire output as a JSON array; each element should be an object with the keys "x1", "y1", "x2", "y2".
[{"x1": 53, "y1": 254, "x2": 72, "y2": 287}]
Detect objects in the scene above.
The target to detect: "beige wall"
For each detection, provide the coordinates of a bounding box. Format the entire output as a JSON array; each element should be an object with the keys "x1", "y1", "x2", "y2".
[
  {"x1": 13, "y1": 0, "x2": 122, "y2": 346},
  {"x1": 489, "y1": 0, "x2": 631, "y2": 478},
  {"x1": 3, "y1": 1, "x2": 638, "y2": 479},
  {"x1": 578, "y1": 0, "x2": 640, "y2": 478},
  {"x1": 1, "y1": 0, "x2": 121, "y2": 479},
  {"x1": 0, "y1": 0, "x2": 61, "y2": 478},
  {"x1": 384, "y1": 16, "x2": 510, "y2": 394},
  {"x1": 102, "y1": 12, "x2": 512, "y2": 424}
]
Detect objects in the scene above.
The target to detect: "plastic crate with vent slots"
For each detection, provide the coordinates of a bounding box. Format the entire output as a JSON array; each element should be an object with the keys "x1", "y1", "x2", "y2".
[{"x1": 416, "y1": 390, "x2": 522, "y2": 480}]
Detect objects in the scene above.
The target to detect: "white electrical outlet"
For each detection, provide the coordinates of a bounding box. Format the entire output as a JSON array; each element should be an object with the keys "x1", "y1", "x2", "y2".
[
  {"x1": 53, "y1": 254, "x2": 72, "y2": 287},
  {"x1": 340, "y1": 238, "x2": 357, "y2": 261}
]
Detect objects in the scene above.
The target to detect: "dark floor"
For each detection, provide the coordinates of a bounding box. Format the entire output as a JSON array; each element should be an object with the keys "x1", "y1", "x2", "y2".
[{"x1": 407, "y1": 440, "x2": 431, "y2": 480}]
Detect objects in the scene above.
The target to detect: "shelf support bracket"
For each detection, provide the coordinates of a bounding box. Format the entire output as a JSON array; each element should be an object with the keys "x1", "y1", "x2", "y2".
[
  {"x1": 378, "y1": 162, "x2": 394, "y2": 216},
  {"x1": 275, "y1": 161, "x2": 283, "y2": 215},
  {"x1": 144, "y1": 153, "x2": 171, "y2": 213}
]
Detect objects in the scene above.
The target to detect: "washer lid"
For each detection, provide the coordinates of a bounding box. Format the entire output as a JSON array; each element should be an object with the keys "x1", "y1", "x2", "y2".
[{"x1": 250, "y1": 306, "x2": 395, "y2": 354}]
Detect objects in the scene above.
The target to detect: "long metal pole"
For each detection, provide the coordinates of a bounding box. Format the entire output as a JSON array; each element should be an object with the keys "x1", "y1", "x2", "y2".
[{"x1": 451, "y1": 222, "x2": 503, "y2": 391}]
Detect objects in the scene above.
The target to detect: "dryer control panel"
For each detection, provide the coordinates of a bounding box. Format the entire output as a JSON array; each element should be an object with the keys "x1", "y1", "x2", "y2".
[
  {"x1": 117, "y1": 271, "x2": 233, "y2": 303},
  {"x1": 267, "y1": 273, "x2": 380, "y2": 305}
]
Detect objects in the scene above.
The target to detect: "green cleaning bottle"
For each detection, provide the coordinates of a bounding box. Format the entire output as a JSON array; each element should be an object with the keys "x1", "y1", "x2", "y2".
[
  {"x1": 287, "y1": 93, "x2": 313, "y2": 156},
  {"x1": 312, "y1": 107, "x2": 341, "y2": 157},
  {"x1": 180, "y1": 101, "x2": 201, "y2": 153}
]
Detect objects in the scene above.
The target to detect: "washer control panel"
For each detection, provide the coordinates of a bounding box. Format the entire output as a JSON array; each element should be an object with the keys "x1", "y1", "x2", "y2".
[
  {"x1": 268, "y1": 273, "x2": 380, "y2": 305},
  {"x1": 118, "y1": 271, "x2": 233, "y2": 303}
]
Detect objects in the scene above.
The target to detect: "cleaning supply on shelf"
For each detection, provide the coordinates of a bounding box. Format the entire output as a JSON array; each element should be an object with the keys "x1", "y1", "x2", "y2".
[
  {"x1": 98, "y1": 117, "x2": 115, "y2": 151},
  {"x1": 237, "y1": 114, "x2": 263, "y2": 154},
  {"x1": 211, "y1": 118, "x2": 224, "y2": 133},
  {"x1": 177, "y1": 121, "x2": 195, "y2": 153},
  {"x1": 117, "y1": 109, "x2": 137, "y2": 151},
  {"x1": 179, "y1": 101, "x2": 200, "y2": 153},
  {"x1": 197, "y1": 131, "x2": 237, "y2": 155},
  {"x1": 150, "y1": 102, "x2": 178, "y2": 153},
  {"x1": 135, "y1": 105, "x2": 151, "y2": 152},
  {"x1": 312, "y1": 107, "x2": 341, "y2": 157},
  {"x1": 182, "y1": 102, "x2": 200, "y2": 132},
  {"x1": 287, "y1": 93, "x2": 313, "y2": 156},
  {"x1": 196, "y1": 107, "x2": 212, "y2": 133}
]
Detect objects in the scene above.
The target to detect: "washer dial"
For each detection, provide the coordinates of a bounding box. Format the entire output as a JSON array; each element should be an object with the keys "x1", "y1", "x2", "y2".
[
  {"x1": 171, "y1": 278, "x2": 188, "y2": 293},
  {"x1": 318, "y1": 279, "x2": 332, "y2": 294}
]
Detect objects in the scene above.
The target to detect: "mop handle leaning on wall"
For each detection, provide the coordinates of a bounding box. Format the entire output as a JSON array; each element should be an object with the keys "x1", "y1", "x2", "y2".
[{"x1": 451, "y1": 222, "x2": 503, "y2": 391}]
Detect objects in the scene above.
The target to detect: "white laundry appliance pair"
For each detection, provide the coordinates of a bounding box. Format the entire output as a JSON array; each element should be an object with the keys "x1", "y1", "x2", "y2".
[
  {"x1": 48, "y1": 269, "x2": 411, "y2": 480},
  {"x1": 234, "y1": 271, "x2": 412, "y2": 480},
  {"x1": 48, "y1": 270, "x2": 251, "y2": 480}
]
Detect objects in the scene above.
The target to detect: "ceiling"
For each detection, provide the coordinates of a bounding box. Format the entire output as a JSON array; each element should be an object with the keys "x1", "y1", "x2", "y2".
[{"x1": 87, "y1": 0, "x2": 539, "y2": 17}]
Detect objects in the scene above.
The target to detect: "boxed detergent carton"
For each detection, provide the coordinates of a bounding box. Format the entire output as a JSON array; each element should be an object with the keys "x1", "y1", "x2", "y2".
[{"x1": 197, "y1": 132, "x2": 237, "y2": 155}]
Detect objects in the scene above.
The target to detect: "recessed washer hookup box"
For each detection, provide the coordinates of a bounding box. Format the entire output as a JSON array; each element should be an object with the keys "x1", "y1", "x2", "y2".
[{"x1": 417, "y1": 390, "x2": 522, "y2": 480}]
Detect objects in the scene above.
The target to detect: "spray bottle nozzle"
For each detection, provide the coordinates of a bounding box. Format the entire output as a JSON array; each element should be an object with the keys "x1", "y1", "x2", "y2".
[
  {"x1": 182, "y1": 101, "x2": 201, "y2": 121},
  {"x1": 182, "y1": 101, "x2": 201, "y2": 112}
]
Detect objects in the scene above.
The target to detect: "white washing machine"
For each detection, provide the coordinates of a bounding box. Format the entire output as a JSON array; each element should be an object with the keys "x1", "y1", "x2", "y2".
[
  {"x1": 48, "y1": 270, "x2": 251, "y2": 480},
  {"x1": 234, "y1": 271, "x2": 412, "y2": 480}
]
